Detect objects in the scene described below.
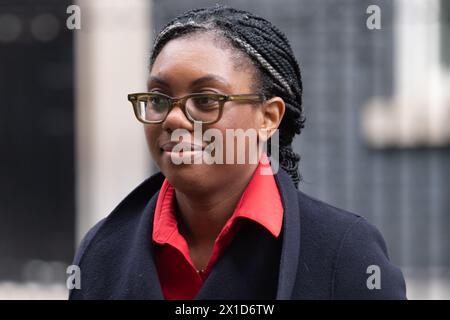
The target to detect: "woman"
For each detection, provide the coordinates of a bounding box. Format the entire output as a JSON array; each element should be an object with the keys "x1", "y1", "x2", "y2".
[{"x1": 70, "y1": 5, "x2": 406, "y2": 300}]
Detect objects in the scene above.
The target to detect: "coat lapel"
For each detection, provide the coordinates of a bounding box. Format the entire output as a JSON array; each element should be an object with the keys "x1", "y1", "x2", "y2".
[
  {"x1": 124, "y1": 190, "x2": 165, "y2": 299},
  {"x1": 195, "y1": 222, "x2": 282, "y2": 300},
  {"x1": 273, "y1": 169, "x2": 301, "y2": 299}
]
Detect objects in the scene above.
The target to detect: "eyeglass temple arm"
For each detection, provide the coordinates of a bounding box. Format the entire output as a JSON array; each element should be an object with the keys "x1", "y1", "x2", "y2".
[{"x1": 227, "y1": 94, "x2": 266, "y2": 102}]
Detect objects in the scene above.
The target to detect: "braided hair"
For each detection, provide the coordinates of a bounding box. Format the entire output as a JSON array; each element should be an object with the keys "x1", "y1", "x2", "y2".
[{"x1": 149, "y1": 4, "x2": 305, "y2": 188}]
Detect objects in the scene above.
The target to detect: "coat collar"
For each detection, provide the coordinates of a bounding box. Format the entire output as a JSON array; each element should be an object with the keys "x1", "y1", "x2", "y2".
[{"x1": 122, "y1": 167, "x2": 301, "y2": 300}]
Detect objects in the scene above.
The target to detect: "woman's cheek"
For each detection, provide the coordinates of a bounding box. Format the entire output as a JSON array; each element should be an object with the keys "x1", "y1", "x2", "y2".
[{"x1": 144, "y1": 127, "x2": 160, "y2": 159}]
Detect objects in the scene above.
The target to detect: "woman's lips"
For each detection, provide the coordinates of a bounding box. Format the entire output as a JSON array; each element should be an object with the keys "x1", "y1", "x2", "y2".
[
  {"x1": 160, "y1": 141, "x2": 205, "y2": 153},
  {"x1": 160, "y1": 141, "x2": 206, "y2": 163}
]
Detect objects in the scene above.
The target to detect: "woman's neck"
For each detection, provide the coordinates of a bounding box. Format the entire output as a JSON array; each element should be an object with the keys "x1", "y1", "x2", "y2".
[{"x1": 174, "y1": 165, "x2": 257, "y2": 249}]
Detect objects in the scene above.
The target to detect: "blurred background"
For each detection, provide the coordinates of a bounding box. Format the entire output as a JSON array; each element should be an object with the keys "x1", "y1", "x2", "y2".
[{"x1": 0, "y1": 0, "x2": 448, "y2": 299}]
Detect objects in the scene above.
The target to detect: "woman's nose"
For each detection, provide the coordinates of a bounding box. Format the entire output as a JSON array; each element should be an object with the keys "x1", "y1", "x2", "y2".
[{"x1": 161, "y1": 102, "x2": 193, "y2": 133}]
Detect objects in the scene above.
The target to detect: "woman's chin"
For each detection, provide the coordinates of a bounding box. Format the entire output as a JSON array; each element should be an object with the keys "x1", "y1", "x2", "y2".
[{"x1": 159, "y1": 159, "x2": 215, "y2": 191}]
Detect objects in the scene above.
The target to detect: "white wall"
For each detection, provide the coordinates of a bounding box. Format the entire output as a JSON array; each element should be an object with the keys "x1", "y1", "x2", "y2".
[
  {"x1": 361, "y1": 0, "x2": 450, "y2": 148},
  {"x1": 75, "y1": 0, "x2": 154, "y2": 243}
]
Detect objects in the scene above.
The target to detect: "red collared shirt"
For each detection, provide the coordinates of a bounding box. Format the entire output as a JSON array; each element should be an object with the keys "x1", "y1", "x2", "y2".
[{"x1": 152, "y1": 153, "x2": 283, "y2": 300}]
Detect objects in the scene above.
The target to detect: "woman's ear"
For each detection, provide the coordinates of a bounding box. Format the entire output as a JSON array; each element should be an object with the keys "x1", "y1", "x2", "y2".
[{"x1": 259, "y1": 96, "x2": 285, "y2": 142}]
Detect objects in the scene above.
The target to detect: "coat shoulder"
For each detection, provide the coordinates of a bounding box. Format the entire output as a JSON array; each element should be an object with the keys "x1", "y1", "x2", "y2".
[
  {"x1": 73, "y1": 172, "x2": 164, "y2": 260},
  {"x1": 69, "y1": 172, "x2": 165, "y2": 299},
  {"x1": 294, "y1": 189, "x2": 407, "y2": 299}
]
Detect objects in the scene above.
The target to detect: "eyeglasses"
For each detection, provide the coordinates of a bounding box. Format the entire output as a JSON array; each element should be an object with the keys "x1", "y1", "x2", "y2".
[{"x1": 127, "y1": 92, "x2": 266, "y2": 124}]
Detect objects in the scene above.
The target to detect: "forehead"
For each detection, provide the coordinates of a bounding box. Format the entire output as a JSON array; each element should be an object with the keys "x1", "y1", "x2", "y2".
[{"x1": 149, "y1": 33, "x2": 254, "y2": 92}]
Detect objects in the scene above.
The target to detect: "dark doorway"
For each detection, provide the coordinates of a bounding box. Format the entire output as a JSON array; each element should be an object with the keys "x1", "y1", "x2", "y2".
[{"x1": 0, "y1": 0, "x2": 75, "y2": 281}]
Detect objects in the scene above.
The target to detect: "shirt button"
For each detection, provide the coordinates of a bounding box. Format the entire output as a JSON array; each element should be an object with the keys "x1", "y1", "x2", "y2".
[{"x1": 197, "y1": 269, "x2": 205, "y2": 279}]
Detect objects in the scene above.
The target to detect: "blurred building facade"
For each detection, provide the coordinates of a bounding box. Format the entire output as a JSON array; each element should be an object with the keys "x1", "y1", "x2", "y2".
[{"x1": 0, "y1": 0, "x2": 152, "y2": 291}]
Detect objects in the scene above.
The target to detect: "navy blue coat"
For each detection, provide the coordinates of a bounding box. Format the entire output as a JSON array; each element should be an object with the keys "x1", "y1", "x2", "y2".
[{"x1": 69, "y1": 168, "x2": 407, "y2": 300}]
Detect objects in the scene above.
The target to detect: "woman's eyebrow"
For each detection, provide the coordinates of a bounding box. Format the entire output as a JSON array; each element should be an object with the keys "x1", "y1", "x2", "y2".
[
  {"x1": 189, "y1": 74, "x2": 230, "y2": 88},
  {"x1": 147, "y1": 74, "x2": 230, "y2": 89},
  {"x1": 147, "y1": 76, "x2": 169, "y2": 88}
]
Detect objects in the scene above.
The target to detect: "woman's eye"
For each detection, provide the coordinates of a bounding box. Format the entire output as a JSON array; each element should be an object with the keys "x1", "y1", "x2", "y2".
[
  {"x1": 147, "y1": 96, "x2": 167, "y2": 111},
  {"x1": 192, "y1": 96, "x2": 218, "y2": 109},
  {"x1": 198, "y1": 97, "x2": 211, "y2": 104},
  {"x1": 150, "y1": 96, "x2": 161, "y2": 104}
]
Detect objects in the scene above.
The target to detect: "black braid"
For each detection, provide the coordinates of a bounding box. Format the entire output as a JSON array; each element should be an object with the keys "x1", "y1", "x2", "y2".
[{"x1": 149, "y1": 4, "x2": 306, "y2": 188}]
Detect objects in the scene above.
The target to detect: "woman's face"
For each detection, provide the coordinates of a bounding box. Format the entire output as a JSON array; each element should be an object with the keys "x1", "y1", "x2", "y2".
[{"x1": 145, "y1": 32, "x2": 280, "y2": 194}]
